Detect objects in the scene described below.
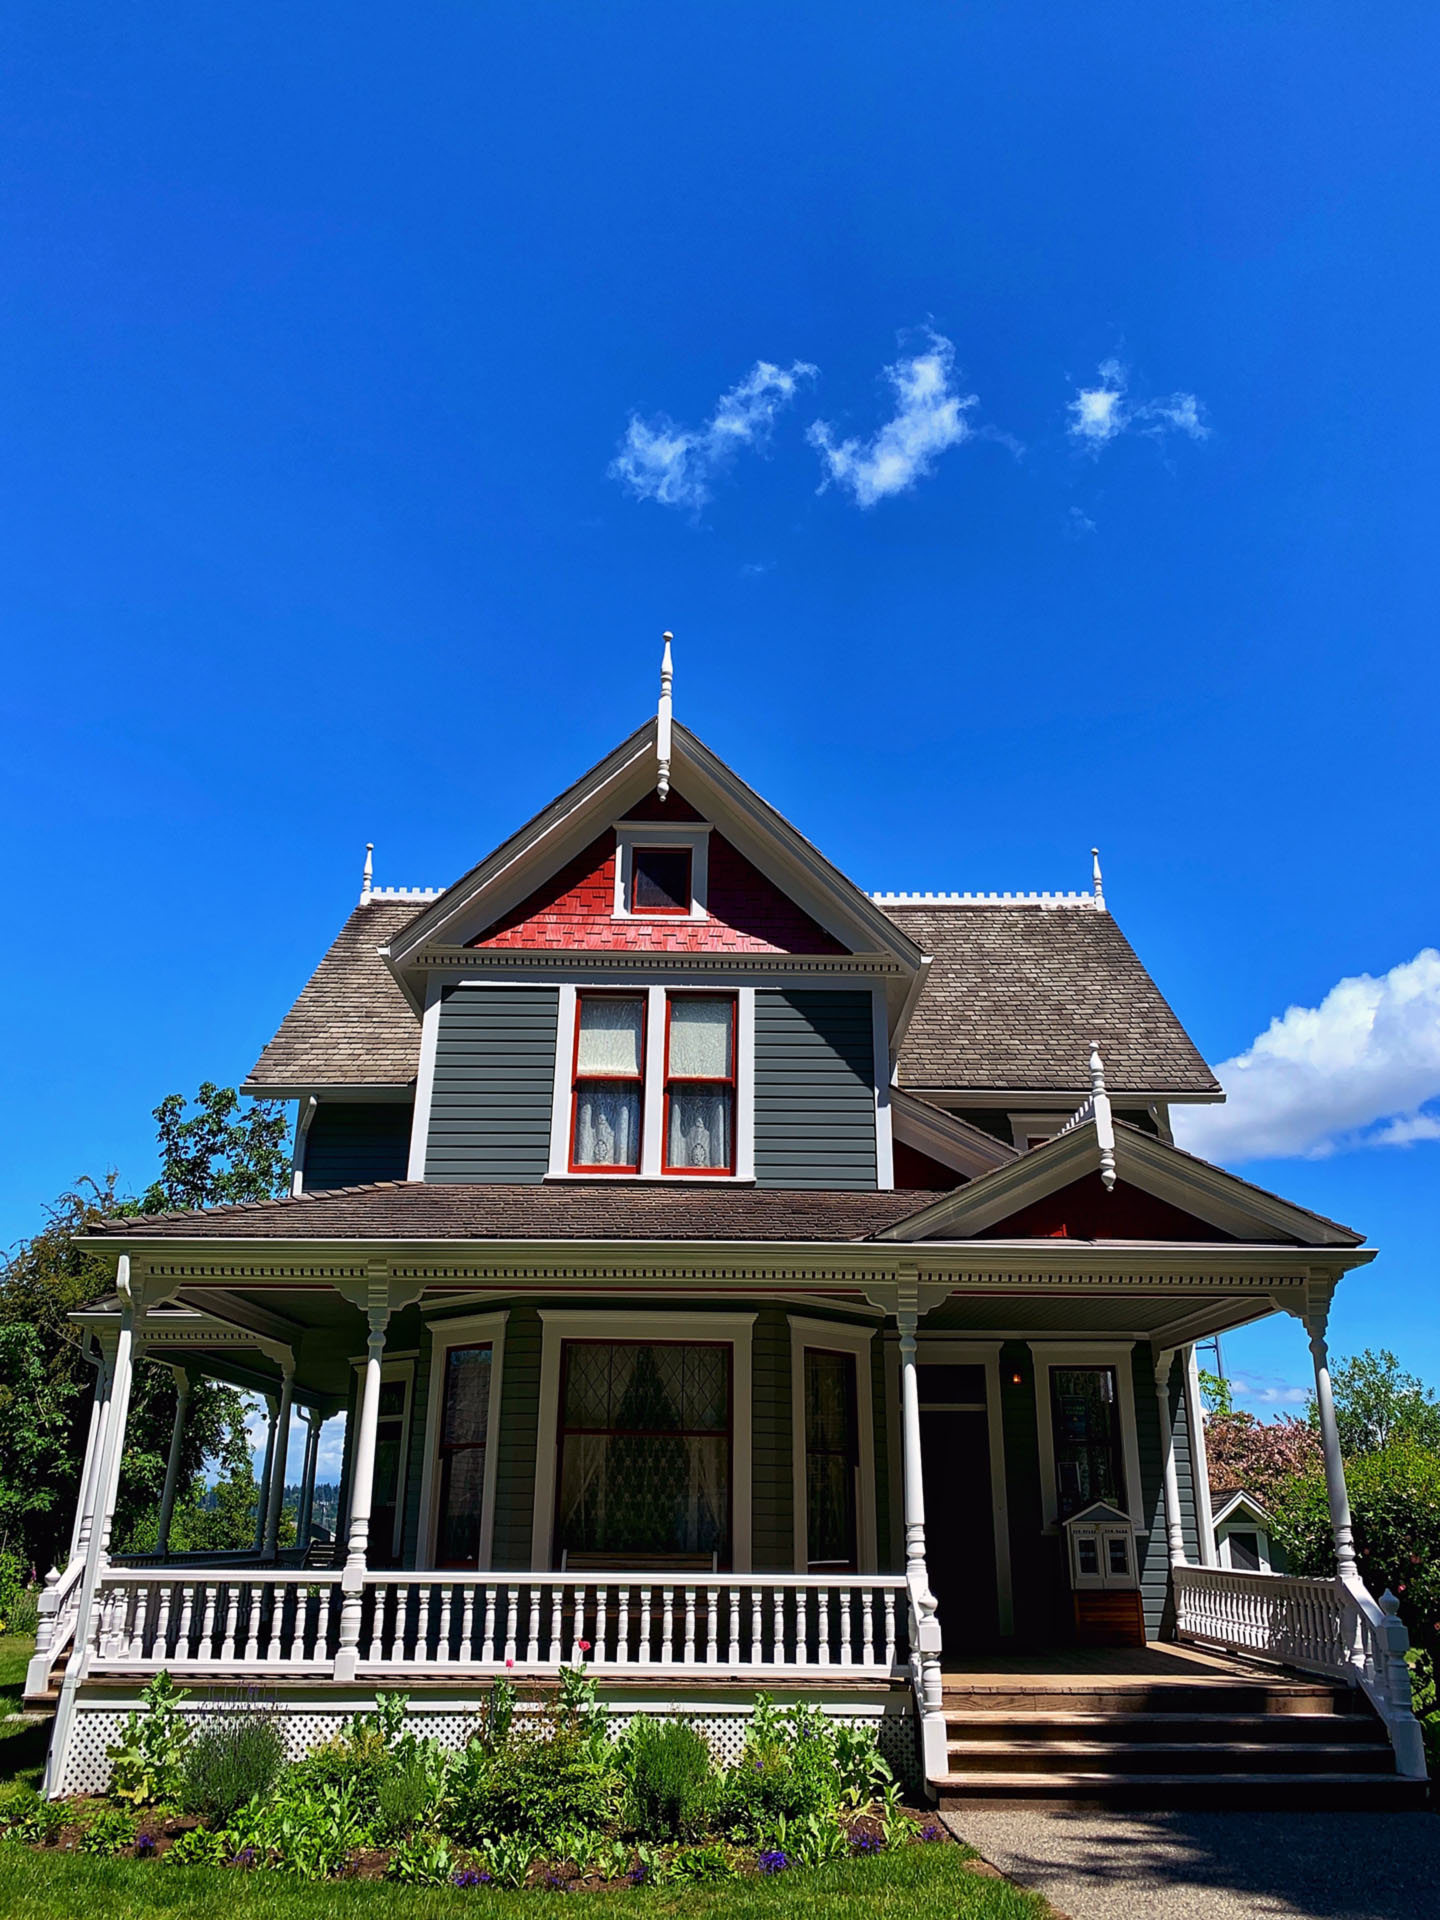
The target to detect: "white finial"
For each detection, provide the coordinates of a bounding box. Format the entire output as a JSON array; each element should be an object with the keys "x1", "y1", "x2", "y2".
[
  {"x1": 1090, "y1": 1041, "x2": 1117, "y2": 1191},
  {"x1": 360, "y1": 843, "x2": 374, "y2": 906},
  {"x1": 656, "y1": 632, "x2": 674, "y2": 801},
  {"x1": 1091, "y1": 846, "x2": 1106, "y2": 913}
]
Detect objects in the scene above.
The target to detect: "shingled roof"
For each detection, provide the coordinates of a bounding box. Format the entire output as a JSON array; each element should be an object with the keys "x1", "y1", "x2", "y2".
[
  {"x1": 86, "y1": 1181, "x2": 939, "y2": 1242},
  {"x1": 246, "y1": 900, "x2": 423, "y2": 1089},
  {"x1": 882, "y1": 903, "x2": 1218, "y2": 1096}
]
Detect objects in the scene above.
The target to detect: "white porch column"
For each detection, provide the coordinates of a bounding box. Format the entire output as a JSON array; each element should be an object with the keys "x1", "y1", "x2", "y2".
[
  {"x1": 1293, "y1": 1285, "x2": 1357, "y2": 1580},
  {"x1": 155, "y1": 1370, "x2": 193, "y2": 1558},
  {"x1": 69, "y1": 1341, "x2": 115, "y2": 1563},
  {"x1": 296, "y1": 1407, "x2": 323, "y2": 1547},
  {"x1": 1183, "y1": 1345, "x2": 1217, "y2": 1567},
  {"x1": 336, "y1": 1284, "x2": 391, "y2": 1679},
  {"x1": 1153, "y1": 1348, "x2": 1187, "y2": 1570},
  {"x1": 45, "y1": 1258, "x2": 139, "y2": 1794},
  {"x1": 896, "y1": 1290, "x2": 945, "y2": 1782},
  {"x1": 262, "y1": 1366, "x2": 296, "y2": 1558},
  {"x1": 252, "y1": 1393, "x2": 280, "y2": 1555}
]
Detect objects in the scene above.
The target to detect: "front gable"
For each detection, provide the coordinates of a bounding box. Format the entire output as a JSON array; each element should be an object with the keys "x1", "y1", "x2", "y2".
[{"x1": 981, "y1": 1169, "x2": 1236, "y2": 1242}]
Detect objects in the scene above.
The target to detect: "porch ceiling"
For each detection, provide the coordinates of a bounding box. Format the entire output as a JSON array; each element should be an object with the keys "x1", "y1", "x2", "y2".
[{"x1": 920, "y1": 1287, "x2": 1270, "y2": 1342}]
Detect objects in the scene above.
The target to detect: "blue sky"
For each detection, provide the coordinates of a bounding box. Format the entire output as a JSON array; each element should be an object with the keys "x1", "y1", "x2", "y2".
[{"x1": 4, "y1": 3, "x2": 1438, "y2": 1439}]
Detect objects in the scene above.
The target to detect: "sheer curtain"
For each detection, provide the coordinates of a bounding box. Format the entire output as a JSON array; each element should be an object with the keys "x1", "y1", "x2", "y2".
[
  {"x1": 666, "y1": 998, "x2": 733, "y2": 1171},
  {"x1": 573, "y1": 998, "x2": 644, "y2": 1167}
]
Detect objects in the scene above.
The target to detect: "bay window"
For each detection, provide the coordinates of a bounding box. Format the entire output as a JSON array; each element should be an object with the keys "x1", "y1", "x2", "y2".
[{"x1": 663, "y1": 995, "x2": 735, "y2": 1174}]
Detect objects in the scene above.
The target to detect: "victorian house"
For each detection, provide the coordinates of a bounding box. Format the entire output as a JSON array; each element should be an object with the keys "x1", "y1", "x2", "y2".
[{"x1": 32, "y1": 648, "x2": 1426, "y2": 1805}]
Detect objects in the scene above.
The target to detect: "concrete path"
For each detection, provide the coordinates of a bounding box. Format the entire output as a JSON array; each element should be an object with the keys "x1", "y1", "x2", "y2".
[{"x1": 944, "y1": 1809, "x2": 1440, "y2": 1920}]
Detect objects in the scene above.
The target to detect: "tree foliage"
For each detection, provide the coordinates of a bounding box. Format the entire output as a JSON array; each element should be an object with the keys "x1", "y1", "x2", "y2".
[
  {"x1": 1310, "y1": 1349, "x2": 1440, "y2": 1459},
  {"x1": 1204, "y1": 1408, "x2": 1322, "y2": 1508},
  {"x1": 0, "y1": 1085, "x2": 290, "y2": 1574}
]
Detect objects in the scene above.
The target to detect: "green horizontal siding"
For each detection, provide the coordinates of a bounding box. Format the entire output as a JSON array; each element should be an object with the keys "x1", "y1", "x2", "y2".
[
  {"x1": 753, "y1": 989, "x2": 877, "y2": 1189},
  {"x1": 304, "y1": 1103, "x2": 413, "y2": 1190},
  {"x1": 425, "y1": 986, "x2": 559, "y2": 1183},
  {"x1": 751, "y1": 1310, "x2": 793, "y2": 1571}
]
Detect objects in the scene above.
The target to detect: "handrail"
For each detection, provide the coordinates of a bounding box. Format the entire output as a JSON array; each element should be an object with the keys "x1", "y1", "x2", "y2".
[
  {"x1": 353, "y1": 1569, "x2": 908, "y2": 1589},
  {"x1": 25, "y1": 1558, "x2": 87, "y2": 1696},
  {"x1": 1174, "y1": 1562, "x2": 1426, "y2": 1778}
]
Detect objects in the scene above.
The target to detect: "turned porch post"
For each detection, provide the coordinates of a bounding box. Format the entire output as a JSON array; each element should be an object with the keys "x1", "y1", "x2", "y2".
[
  {"x1": 896, "y1": 1287, "x2": 945, "y2": 1779},
  {"x1": 1153, "y1": 1348, "x2": 1187, "y2": 1569},
  {"x1": 263, "y1": 1365, "x2": 296, "y2": 1558},
  {"x1": 155, "y1": 1369, "x2": 193, "y2": 1558},
  {"x1": 251, "y1": 1393, "x2": 280, "y2": 1555},
  {"x1": 70, "y1": 1339, "x2": 115, "y2": 1562},
  {"x1": 296, "y1": 1406, "x2": 324, "y2": 1547},
  {"x1": 336, "y1": 1281, "x2": 391, "y2": 1679},
  {"x1": 1301, "y1": 1289, "x2": 1358, "y2": 1581},
  {"x1": 45, "y1": 1257, "x2": 140, "y2": 1794}
]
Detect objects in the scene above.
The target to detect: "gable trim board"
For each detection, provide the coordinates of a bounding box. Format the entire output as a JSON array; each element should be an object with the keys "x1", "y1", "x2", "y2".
[{"x1": 889, "y1": 1087, "x2": 1017, "y2": 1179}]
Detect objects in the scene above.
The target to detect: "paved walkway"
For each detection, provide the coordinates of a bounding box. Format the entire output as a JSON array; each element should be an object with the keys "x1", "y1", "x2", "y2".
[{"x1": 944, "y1": 1809, "x2": 1440, "y2": 1920}]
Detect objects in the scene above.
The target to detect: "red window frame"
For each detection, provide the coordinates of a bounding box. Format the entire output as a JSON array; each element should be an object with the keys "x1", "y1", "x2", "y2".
[
  {"x1": 569, "y1": 992, "x2": 646, "y2": 1173},
  {"x1": 628, "y1": 843, "x2": 693, "y2": 916},
  {"x1": 661, "y1": 992, "x2": 736, "y2": 1176}
]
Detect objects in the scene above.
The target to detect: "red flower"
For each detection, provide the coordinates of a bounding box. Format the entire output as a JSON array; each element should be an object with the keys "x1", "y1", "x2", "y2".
[
  {"x1": 505, "y1": 1657, "x2": 514, "y2": 1669},
  {"x1": 578, "y1": 1639, "x2": 591, "y2": 1652}
]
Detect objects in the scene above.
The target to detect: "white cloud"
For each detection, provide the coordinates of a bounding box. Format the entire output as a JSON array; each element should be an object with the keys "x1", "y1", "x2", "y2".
[
  {"x1": 1229, "y1": 1374, "x2": 1309, "y2": 1409},
  {"x1": 1067, "y1": 357, "x2": 1207, "y2": 449},
  {"x1": 610, "y1": 359, "x2": 816, "y2": 512},
  {"x1": 808, "y1": 331, "x2": 977, "y2": 507},
  {"x1": 1174, "y1": 948, "x2": 1440, "y2": 1163}
]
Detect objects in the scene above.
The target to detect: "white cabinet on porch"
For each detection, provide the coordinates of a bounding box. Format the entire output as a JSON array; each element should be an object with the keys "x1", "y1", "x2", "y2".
[{"x1": 1063, "y1": 1499, "x2": 1144, "y2": 1647}]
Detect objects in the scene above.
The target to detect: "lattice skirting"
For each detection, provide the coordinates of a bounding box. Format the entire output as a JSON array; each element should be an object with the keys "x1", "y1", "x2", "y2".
[{"x1": 57, "y1": 1684, "x2": 920, "y2": 1796}]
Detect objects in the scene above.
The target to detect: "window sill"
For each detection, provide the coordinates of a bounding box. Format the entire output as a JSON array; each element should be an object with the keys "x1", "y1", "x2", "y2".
[{"x1": 544, "y1": 1172, "x2": 756, "y2": 1186}]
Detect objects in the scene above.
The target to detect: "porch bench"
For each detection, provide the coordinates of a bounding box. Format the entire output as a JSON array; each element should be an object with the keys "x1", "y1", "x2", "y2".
[{"x1": 559, "y1": 1551, "x2": 720, "y2": 1574}]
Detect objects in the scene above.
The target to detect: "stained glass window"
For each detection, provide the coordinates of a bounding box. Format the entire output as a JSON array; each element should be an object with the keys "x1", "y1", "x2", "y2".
[
  {"x1": 555, "y1": 1341, "x2": 730, "y2": 1563},
  {"x1": 1050, "y1": 1366, "x2": 1126, "y2": 1521}
]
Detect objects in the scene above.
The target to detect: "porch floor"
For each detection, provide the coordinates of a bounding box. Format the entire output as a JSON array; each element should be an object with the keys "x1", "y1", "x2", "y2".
[{"x1": 942, "y1": 1642, "x2": 1272, "y2": 1686}]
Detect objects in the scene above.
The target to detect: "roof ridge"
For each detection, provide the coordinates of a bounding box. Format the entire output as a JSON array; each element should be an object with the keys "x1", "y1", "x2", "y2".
[{"x1": 874, "y1": 890, "x2": 1098, "y2": 909}]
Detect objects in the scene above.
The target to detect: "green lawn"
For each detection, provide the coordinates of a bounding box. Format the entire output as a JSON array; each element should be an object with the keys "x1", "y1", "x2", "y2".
[
  {"x1": 0, "y1": 1844, "x2": 1046, "y2": 1920},
  {"x1": 0, "y1": 1635, "x2": 47, "y2": 1792}
]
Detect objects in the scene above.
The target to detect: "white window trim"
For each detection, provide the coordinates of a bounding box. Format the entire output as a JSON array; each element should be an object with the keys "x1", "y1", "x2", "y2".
[
  {"x1": 913, "y1": 1338, "x2": 1014, "y2": 1637},
  {"x1": 407, "y1": 975, "x2": 445, "y2": 1180},
  {"x1": 1217, "y1": 1524, "x2": 1272, "y2": 1573},
  {"x1": 613, "y1": 823, "x2": 712, "y2": 921},
  {"x1": 346, "y1": 1355, "x2": 415, "y2": 1562},
  {"x1": 547, "y1": 984, "x2": 755, "y2": 1181},
  {"x1": 1029, "y1": 1341, "x2": 1146, "y2": 1536},
  {"x1": 871, "y1": 988, "x2": 893, "y2": 1190},
  {"x1": 530, "y1": 1309, "x2": 755, "y2": 1571},
  {"x1": 1008, "y1": 1112, "x2": 1066, "y2": 1153},
  {"x1": 788, "y1": 1317, "x2": 877, "y2": 1575},
  {"x1": 414, "y1": 1310, "x2": 509, "y2": 1571}
]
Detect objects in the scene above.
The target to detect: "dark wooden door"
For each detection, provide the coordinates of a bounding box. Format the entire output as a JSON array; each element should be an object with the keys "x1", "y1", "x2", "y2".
[{"x1": 918, "y1": 1365, "x2": 999, "y2": 1650}]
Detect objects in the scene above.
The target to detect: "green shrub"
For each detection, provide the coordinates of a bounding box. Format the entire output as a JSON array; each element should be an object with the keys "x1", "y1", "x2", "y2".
[
  {"x1": 0, "y1": 1791, "x2": 67, "y2": 1846},
  {"x1": 480, "y1": 1831, "x2": 537, "y2": 1888},
  {"x1": 290, "y1": 1725, "x2": 394, "y2": 1810},
  {"x1": 0, "y1": 1553, "x2": 38, "y2": 1636},
  {"x1": 441, "y1": 1722, "x2": 618, "y2": 1845},
  {"x1": 181, "y1": 1711, "x2": 286, "y2": 1819},
  {"x1": 621, "y1": 1717, "x2": 716, "y2": 1839},
  {"x1": 107, "y1": 1670, "x2": 192, "y2": 1807},
  {"x1": 385, "y1": 1832, "x2": 455, "y2": 1884},
  {"x1": 668, "y1": 1840, "x2": 737, "y2": 1883},
  {"x1": 0, "y1": 1783, "x2": 40, "y2": 1834},
  {"x1": 225, "y1": 1778, "x2": 370, "y2": 1880},
  {"x1": 79, "y1": 1807, "x2": 138, "y2": 1855},
  {"x1": 375, "y1": 1755, "x2": 446, "y2": 1842},
  {"x1": 718, "y1": 1699, "x2": 842, "y2": 1840},
  {"x1": 164, "y1": 1825, "x2": 233, "y2": 1866}
]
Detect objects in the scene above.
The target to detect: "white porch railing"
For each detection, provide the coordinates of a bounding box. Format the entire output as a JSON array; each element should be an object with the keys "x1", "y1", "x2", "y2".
[
  {"x1": 25, "y1": 1558, "x2": 87, "y2": 1697},
  {"x1": 1174, "y1": 1563, "x2": 1427, "y2": 1778},
  {"x1": 82, "y1": 1569, "x2": 910, "y2": 1682}
]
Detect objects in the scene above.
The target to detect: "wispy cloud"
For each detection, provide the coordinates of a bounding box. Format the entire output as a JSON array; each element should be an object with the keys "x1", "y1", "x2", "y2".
[
  {"x1": 1174, "y1": 948, "x2": 1440, "y2": 1163},
  {"x1": 1067, "y1": 358, "x2": 1208, "y2": 450},
  {"x1": 610, "y1": 359, "x2": 816, "y2": 512},
  {"x1": 1229, "y1": 1373, "x2": 1310, "y2": 1409},
  {"x1": 808, "y1": 331, "x2": 977, "y2": 507}
]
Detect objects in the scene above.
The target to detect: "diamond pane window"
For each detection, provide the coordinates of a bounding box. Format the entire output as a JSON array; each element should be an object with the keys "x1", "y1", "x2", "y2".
[{"x1": 555, "y1": 1341, "x2": 731, "y2": 1564}]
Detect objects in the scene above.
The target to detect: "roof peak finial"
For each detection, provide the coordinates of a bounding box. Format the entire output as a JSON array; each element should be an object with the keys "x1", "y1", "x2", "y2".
[
  {"x1": 656, "y1": 631, "x2": 674, "y2": 801},
  {"x1": 360, "y1": 843, "x2": 374, "y2": 906},
  {"x1": 1091, "y1": 846, "x2": 1106, "y2": 912},
  {"x1": 1089, "y1": 1041, "x2": 1117, "y2": 1190}
]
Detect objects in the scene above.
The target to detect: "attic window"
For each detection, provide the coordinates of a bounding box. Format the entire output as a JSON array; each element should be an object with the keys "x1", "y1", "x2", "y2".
[{"x1": 630, "y1": 844, "x2": 692, "y2": 915}]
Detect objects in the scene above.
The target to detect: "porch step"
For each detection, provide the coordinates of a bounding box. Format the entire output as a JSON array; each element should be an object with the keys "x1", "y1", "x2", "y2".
[
  {"x1": 946, "y1": 1739, "x2": 1396, "y2": 1776},
  {"x1": 933, "y1": 1771, "x2": 1431, "y2": 1811},
  {"x1": 948, "y1": 1710, "x2": 1379, "y2": 1744},
  {"x1": 942, "y1": 1682, "x2": 1352, "y2": 1716}
]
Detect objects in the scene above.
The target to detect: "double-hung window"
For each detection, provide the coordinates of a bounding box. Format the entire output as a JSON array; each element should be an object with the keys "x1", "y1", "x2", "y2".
[
  {"x1": 570, "y1": 994, "x2": 645, "y2": 1171},
  {"x1": 663, "y1": 995, "x2": 735, "y2": 1174}
]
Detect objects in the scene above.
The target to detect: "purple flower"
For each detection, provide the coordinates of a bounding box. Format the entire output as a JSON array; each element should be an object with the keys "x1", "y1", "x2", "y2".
[
  {"x1": 850, "y1": 1832, "x2": 883, "y2": 1854},
  {"x1": 452, "y1": 1868, "x2": 491, "y2": 1888},
  {"x1": 919, "y1": 1823, "x2": 944, "y2": 1843},
  {"x1": 758, "y1": 1850, "x2": 789, "y2": 1875},
  {"x1": 630, "y1": 1863, "x2": 650, "y2": 1885},
  {"x1": 135, "y1": 1833, "x2": 158, "y2": 1858},
  {"x1": 231, "y1": 1846, "x2": 258, "y2": 1868}
]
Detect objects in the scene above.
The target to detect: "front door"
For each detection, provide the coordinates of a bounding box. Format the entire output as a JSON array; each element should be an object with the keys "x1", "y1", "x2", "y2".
[{"x1": 918, "y1": 1364, "x2": 999, "y2": 1648}]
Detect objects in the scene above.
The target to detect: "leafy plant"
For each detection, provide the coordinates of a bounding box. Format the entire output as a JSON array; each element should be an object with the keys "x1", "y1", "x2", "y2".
[
  {"x1": 832, "y1": 1722, "x2": 893, "y2": 1808},
  {"x1": 0, "y1": 1786, "x2": 67, "y2": 1846},
  {"x1": 107, "y1": 1670, "x2": 192, "y2": 1807},
  {"x1": 668, "y1": 1840, "x2": 736, "y2": 1882},
  {"x1": 442, "y1": 1721, "x2": 617, "y2": 1844},
  {"x1": 79, "y1": 1807, "x2": 138, "y2": 1855},
  {"x1": 719, "y1": 1698, "x2": 842, "y2": 1839},
  {"x1": 481, "y1": 1831, "x2": 537, "y2": 1888},
  {"x1": 621, "y1": 1716, "x2": 716, "y2": 1839},
  {"x1": 787, "y1": 1811, "x2": 850, "y2": 1868},
  {"x1": 225, "y1": 1778, "x2": 370, "y2": 1879},
  {"x1": 376, "y1": 1754, "x2": 447, "y2": 1842},
  {"x1": 164, "y1": 1825, "x2": 233, "y2": 1865},
  {"x1": 878, "y1": 1777, "x2": 911, "y2": 1851},
  {"x1": 385, "y1": 1832, "x2": 456, "y2": 1884},
  {"x1": 181, "y1": 1710, "x2": 286, "y2": 1819},
  {"x1": 477, "y1": 1676, "x2": 516, "y2": 1753}
]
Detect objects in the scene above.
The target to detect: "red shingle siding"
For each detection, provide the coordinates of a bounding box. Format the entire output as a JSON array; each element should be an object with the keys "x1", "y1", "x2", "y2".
[
  {"x1": 984, "y1": 1171, "x2": 1236, "y2": 1242},
  {"x1": 471, "y1": 827, "x2": 849, "y2": 953}
]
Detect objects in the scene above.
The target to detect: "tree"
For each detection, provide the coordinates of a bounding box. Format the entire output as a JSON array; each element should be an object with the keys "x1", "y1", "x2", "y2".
[
  {"x1": 1311, "y1": 1349, "x2": 1440, "y2": 1459},
  {"x1": 1204, "y1": 1407, "x2": 1322, "y2": 1508},
  {"x1": 0, "y1": 1083, "x2": 292, "y2": 1571}
]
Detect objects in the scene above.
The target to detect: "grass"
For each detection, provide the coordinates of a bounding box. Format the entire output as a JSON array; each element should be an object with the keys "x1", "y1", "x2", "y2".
[
  {"x1": 0, "y1": 1843, "x2": 1047, "y2": 1920},
  {"x1": 1, "y1": 1635, "x2": 47, "y2": 1792}
]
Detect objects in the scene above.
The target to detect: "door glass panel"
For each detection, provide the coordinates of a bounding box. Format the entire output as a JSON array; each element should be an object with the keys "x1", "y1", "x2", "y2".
[
  {"x1": 1050, "y1": 1366, "x2": 1125, "y2": 1521},
  {"x1": 805, "y1": 1349, "x2": 858, "y2": 1570},
  {"x1": 436, "y1": 1345, "x2": 492, "y2": 1567}
]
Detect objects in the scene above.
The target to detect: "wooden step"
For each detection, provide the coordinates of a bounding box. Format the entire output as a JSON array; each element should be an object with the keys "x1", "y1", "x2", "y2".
[
  {"x1": 942, "y1": 1682, "x2": 1352, "y2": 1715},
  {"x1": 945, "y1": 1710, "x2": 1380, "y2": 1745},
  {"x1": 934, "y1": 1770, "x2": 1430, "y2": 1811},
  {"x1": 945, "y1": 1739, "x2": 1396, "y2": 1776}
]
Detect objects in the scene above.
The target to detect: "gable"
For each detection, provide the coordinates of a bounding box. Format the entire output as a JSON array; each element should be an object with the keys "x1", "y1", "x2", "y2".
[
  {"x1": 980, "y1": 1170, "x2": 1237, "y2": 1242},
  {"x1": 469, "y1": 792, "x2": 849, "y2": 954}
]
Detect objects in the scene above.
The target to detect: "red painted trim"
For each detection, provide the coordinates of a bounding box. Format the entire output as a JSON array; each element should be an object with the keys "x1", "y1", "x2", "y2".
[
  {"x1": 568, "y1": 991, "x2": 646, "y2": 1173},
  {"x1": 661, "y1": 992, "x2": 737, "y2": 1176},
  {"x1": 626, "y1": 843, "x2": 693, "y2": 916}
]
